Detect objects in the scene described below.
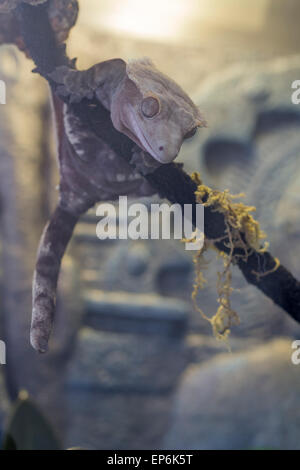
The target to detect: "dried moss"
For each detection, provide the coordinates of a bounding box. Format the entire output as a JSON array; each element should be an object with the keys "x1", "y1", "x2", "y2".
[{"x1": 189, "y1": 173, "x2": 280, "y2": 342}]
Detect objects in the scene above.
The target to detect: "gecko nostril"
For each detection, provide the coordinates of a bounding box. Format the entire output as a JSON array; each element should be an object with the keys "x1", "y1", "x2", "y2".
[{"x1": 159, "y1": 146, "x2": 164, "y2": 151}]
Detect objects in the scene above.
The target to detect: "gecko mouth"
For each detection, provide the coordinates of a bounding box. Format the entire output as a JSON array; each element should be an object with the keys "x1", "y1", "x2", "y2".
[
  {"x1": 125, "y1": 112, "x2": 177, "y2": 164},
  {"x1": 138, "y1": 133, "x2": 168, "y2": 164}
]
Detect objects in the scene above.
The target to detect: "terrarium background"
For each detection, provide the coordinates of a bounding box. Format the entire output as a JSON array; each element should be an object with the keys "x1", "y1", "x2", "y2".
[{"x1": 0, "y1": 0, "x2": 300, "y2": 450}]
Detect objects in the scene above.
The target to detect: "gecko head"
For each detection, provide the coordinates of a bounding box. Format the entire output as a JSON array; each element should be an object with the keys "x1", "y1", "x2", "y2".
[{"x1": 110, "y1": 58, "x2": 206, "y2": 164}]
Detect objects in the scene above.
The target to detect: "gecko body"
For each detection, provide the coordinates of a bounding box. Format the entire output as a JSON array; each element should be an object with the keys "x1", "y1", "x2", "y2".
[{"x1": 31, "y1": 58, "x2": 205, "y2": 352}]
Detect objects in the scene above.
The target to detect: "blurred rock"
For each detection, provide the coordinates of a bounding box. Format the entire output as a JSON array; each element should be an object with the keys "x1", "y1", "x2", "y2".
[
  {"x1": 65, "y1": 293, "x2": 188, "y2": 448},
  {"x1": 82, "y1": 290, "x2": 189, "y2": 337},
  {"x1": 185, "y1": 334, "x2": 261, "y2": 364},
  {"x1": 68, "y1": 325, "x2": 186, "y2": 393},
  {"x1": 164, "y1": 338, "x2": 300, "y2": 450},
  {"x1": 126, "y1": 244, "x2": 150, "y2": 276},
  {"x1": 66, "y1": 390, "x2": 172, "y2": 450},
  {"x1": 181, "y1": 54, "x2": 300, "y2": 177},
  {"x1": 74, "y1": 208, "x2": 194, "y2": 300},
  {"x1": 155, "y1": 258, "x2": 193, "y2": 298}
]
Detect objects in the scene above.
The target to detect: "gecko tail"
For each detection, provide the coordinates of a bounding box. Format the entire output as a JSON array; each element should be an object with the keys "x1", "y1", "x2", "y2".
[
  {"x1": 31, "y1": 205, "x2": 79, "y2": 353},
  {"x1": 31, "y1": 302, "x2": 53, "y2": 354}
]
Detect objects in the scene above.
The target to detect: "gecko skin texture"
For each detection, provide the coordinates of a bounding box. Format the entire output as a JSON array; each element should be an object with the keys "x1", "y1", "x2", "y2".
[{"x1": 31, "y1": 58, "x2": 205, "y2": 352}]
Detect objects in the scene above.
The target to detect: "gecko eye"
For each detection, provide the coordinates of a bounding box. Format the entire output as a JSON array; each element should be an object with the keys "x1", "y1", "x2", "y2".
[
  {"x1": 184, "y1": 127, "x2": 198, "y2": 140},
  {"x1": 141, "y1": 96, "x2": 160, "y2": 118}
]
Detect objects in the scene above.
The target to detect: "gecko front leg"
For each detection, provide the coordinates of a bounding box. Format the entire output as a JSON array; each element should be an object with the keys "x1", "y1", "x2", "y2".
[{"x1": 130, "y1": 144, "x2": 161, "y2": 176}]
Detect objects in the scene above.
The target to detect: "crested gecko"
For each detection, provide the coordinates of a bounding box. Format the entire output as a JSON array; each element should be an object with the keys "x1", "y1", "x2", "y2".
[{"x1": 31, "y1": 57, "x2": 205, "y2": 352}]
